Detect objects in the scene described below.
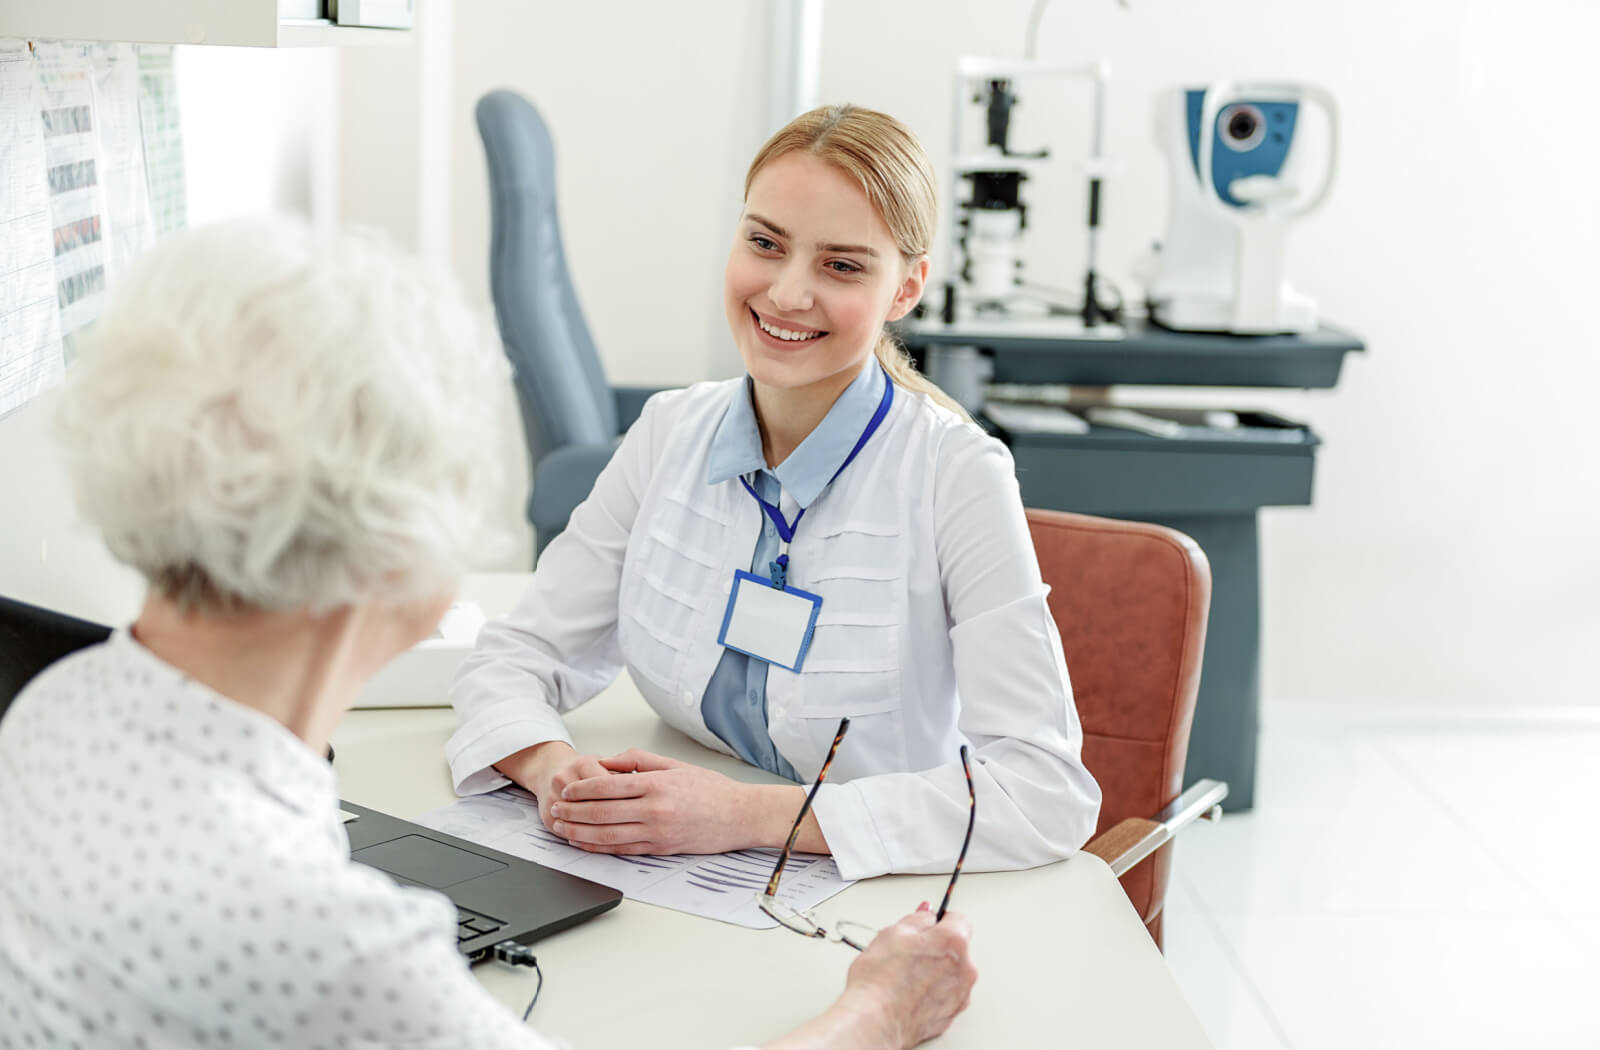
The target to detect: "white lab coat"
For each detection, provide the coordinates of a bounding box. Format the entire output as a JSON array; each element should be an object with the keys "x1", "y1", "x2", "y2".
[{"x1": 447, "y1": 378, "x2": 1101, "y2": 880}]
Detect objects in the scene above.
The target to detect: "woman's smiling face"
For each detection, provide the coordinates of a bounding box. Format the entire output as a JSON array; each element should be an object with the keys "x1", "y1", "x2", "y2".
[{"x1": 724, "y1": 151, "x2": 925, "y2": 397}]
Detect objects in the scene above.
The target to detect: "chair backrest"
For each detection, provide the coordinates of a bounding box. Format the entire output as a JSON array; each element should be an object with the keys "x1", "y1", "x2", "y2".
[
  {"x1": 1025, "y1": 509, "x2": 1210, "y2": 945},
  {"x1": 475, "y1": 89, "x2": 617, "y2": 465},
  {"x1": 0, "y1": 596, "x2": 112, "y2": 722}
]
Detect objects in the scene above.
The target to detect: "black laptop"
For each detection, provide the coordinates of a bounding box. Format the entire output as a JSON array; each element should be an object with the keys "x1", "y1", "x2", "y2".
[
  {"x1": 341, "y1": 799, "x2": 621, "y2": 958},
  {"x1": 0, "y1": 595, "x2": 622, "y2": 960}
]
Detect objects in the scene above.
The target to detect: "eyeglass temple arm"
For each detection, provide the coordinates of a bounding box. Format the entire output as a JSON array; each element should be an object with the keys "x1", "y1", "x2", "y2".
[
  {"x1": 766, "y1": 717, "x2": 850, "y2": 897},
  {"x1": 934, "y1": 745, "x2": 975, "y2": 922},
  {"x1": 765, "y1": 776, "x2": 828, "y2": 895}
]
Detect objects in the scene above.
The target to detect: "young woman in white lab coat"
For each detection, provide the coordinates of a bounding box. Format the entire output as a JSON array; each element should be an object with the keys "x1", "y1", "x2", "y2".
[{"x1": 447, "y1": 105, "x2": 1102, "y2": 881}]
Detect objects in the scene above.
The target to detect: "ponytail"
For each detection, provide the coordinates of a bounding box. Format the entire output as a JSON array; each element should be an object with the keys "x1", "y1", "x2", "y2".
[{"x1": 873, "y1": 332, "x2": 971, "y2": 422}]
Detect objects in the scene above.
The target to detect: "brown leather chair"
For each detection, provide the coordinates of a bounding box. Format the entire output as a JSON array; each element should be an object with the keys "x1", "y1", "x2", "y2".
[{"x1": 1026, "y1": 508, "x2": 1225, "y2": 950}]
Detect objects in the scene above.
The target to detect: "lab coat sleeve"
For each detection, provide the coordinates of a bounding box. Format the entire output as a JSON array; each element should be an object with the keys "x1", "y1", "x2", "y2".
[
  {"x1": 810, "y1": 431, "x2": 1102, "y2": 879},
  {"x1": 445, "y1": 392, "x2": 670, "y2": 796}
]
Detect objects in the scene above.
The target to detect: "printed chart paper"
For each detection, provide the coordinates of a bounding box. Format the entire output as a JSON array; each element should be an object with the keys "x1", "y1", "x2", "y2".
[
  {"x1": 33, "y1": 41, "x2": 110, "y2": 357},
  {"x1": 417, "y1": 787, "x2": 855, "y2": 929},
  {"x1": 90, "y1": 44, "x2": 156, "y2": 289},
  {"x1": 0, "y1": 41, "x2": 64, "y2": 419},
  {"x1": 135, "y1": 46, "x2": 185, "y2": 237}
]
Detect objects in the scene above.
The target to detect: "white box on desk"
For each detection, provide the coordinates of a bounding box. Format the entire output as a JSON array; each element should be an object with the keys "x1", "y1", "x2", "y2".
[{"x1": 354, "y1": 601, "x2": 484, "y2": 708}]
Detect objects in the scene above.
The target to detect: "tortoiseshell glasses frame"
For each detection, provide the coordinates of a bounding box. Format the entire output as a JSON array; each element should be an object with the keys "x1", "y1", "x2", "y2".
[{"x1": 755, "y1": 716, "x2": 977, "y2": 952}]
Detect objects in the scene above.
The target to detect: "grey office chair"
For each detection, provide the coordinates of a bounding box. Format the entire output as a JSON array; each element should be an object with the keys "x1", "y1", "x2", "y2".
[{"x1": 475, "y1": 89, "x2": 666, "y2": 560}]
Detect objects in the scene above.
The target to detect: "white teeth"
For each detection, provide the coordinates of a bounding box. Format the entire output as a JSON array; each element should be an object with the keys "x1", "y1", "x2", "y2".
[{"x1": 756, "y1": 315, "x2": 823, "y2": 342}]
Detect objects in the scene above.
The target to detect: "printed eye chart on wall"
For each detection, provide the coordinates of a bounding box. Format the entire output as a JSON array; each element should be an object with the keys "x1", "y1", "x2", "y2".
[
  {"x1": 0, "y1": 41, "x2": 61, "y2": 419},
  {"x1": 0, "y1": 39, "x2": 185, "y2": 419}
]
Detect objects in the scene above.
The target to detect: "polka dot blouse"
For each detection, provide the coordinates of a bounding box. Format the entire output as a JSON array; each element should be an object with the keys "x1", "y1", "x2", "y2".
[{"x1": 0, "y1": 629, "x2": 561, "y2": 1049}]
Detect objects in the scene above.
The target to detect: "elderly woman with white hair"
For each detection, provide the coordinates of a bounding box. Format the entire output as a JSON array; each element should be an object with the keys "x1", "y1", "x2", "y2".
[{"x1": 0, "y1": 217, "x2": 976, "y2": 1050}]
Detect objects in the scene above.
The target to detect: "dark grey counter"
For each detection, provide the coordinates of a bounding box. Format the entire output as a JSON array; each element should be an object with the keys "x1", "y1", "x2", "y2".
[
  {"x1": 897, "y1": 316, "x2": 1363, "y2": 388},
  {"x1": 899, "y1": 316, "x2": 1365, "y2": 810}
]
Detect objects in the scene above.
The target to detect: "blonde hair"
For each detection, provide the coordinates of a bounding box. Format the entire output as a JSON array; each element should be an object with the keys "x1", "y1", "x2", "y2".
[{"x1": 745, "y1": 104, "x2": 969, "y2": 420}]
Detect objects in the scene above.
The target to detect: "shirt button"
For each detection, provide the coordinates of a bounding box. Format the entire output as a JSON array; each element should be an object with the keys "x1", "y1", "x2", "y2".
[
  {"x1": 771, "y1": 705, "x2": 786, "y2": 719},
  {"x1": 680, "y1": 688, "x2": 694, "y2": 707},
  {"x1": 721, "y1": 578, "x2": 732, "y2": 595}
]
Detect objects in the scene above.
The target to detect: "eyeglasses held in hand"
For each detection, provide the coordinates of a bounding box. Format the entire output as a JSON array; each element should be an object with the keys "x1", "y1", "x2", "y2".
[{"x1": 756, "y1": 716, "x2": 976, "y2": 951}]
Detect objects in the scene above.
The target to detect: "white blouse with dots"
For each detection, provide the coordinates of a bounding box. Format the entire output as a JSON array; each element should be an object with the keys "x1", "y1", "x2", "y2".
[{"x1": 0, "y1": 629, "x2": 562, "y2": 1050}]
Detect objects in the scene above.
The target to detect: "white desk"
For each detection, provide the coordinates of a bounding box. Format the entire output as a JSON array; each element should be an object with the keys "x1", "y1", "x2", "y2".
[{"x1": 333, "y1": 681, "x2": 1212, "y2": 1048}]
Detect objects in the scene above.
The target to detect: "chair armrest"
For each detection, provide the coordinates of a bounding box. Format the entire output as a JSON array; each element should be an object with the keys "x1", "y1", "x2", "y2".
[
  {"x1": 528, "y1": 442, "x2": 621, "y2": 535},
  {"x1": 1154, "y1": 777, "x2": 1229, "y2": 830},
  {"x1": 612, "y1": 385, "x2": 670, "y2": 433},
  {"x1": 1084, "y1": 778, "x2": 1229, "y2": 878},
  {"x1": 1084, "y1": 818, "x2": 1166, "y2": 876}
]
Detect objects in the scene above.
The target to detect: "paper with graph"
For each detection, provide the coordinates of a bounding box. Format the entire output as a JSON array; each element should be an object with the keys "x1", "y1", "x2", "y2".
[
  {"x1": 417, "y1": 786, "x2": 854, "y2": 928},
  {"x1": 0, "y1": 40, "x2": 185, "y2": 416},
  {"x1": 0, "y1": 41, "x2": 63, "y2": 419}
]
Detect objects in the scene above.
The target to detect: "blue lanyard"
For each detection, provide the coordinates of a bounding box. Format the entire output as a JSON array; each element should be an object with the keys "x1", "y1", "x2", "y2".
[{"x1": 739, "y1": 369, "x2": 894, "y2": 588}]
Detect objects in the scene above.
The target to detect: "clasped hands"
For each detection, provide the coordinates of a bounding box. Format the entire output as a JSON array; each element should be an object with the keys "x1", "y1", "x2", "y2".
[{"x1": 501, "y1": 741, "x2": 814, "y2": 856}]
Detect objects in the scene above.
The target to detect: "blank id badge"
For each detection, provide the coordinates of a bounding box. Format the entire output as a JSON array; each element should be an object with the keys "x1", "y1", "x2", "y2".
[{"x1": 717, "y1": 570, "x2": 823, "y2": 673}]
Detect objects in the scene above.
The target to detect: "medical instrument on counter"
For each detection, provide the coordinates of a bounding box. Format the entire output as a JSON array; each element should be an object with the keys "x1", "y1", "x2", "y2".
[
  {"x1": 1141, "y1": 81, "x2": 1339, "y2": 334},
  {"x1": 939, "y1": 56, "x2": 1121, "y2": 334}
]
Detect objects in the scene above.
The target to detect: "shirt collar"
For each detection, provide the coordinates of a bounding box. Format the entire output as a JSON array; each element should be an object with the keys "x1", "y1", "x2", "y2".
[
  {"x1": 111, "y1": 628, "x2": 338, "y2": 818},
  {"x1": 705, "y1": 358, "x2": 886, "y2": 509}
]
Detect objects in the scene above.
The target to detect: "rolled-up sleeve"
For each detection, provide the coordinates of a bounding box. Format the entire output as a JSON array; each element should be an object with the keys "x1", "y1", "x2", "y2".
[
  {"x1": 811, "y1": 433, "x2": 1101, "y2": 879},
  {"x1": 446, "y1": 393, "x2": 672, "y2": 795}
]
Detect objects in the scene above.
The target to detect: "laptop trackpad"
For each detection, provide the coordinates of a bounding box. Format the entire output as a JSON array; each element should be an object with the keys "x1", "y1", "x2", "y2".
[{"x1": 352, "y1": 835, "x2": 507, "y2": 889}]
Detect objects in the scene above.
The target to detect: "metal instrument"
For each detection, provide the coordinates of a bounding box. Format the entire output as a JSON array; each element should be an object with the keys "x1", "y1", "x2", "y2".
[{"x1": 940, "y1": 57, "x2": 1119, "y2": 335}]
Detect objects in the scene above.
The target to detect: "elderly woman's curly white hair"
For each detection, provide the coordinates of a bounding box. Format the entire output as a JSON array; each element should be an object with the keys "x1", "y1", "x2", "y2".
[{"x1": 56, "y1": 216, "x2": 510, "y2": 614}]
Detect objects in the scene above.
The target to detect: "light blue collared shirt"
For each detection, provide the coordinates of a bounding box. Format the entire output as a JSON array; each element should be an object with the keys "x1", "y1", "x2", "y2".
[{"x1": 701, "y1": 360, "x2": 887, "y2": 780}]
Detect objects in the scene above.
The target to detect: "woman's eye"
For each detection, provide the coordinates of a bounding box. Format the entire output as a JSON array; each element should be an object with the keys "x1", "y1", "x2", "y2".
[
  {"x1": 750, "y1": 234, "x2": 778, "y2": 251},
  {"x1": 827, "y1": 260, "x2": 862, "y2": 275}
]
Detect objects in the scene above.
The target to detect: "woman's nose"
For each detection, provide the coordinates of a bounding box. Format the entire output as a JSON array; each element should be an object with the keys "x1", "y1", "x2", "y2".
[{"x1": 768, "y1": 264, "x2": 814, "y2": 314}]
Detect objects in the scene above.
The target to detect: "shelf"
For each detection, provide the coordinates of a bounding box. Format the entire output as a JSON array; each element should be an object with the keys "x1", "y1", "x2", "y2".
[
  {"x1": 0, "y1": 2, "x2": 412, "y2": 47},
  {"x1": 897, "y1": 315, "x2": 1364, "y2": 389},
  {"x1": 276, "y1": 19, "x2": 411, "y2": 47},
  {"x1": 995, "y1": 423, "x2": 1320, "y2": 515}
]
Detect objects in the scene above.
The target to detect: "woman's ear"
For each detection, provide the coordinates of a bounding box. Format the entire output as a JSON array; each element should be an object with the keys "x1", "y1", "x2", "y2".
[{"x1": 884, "y1": 256, "x2": 931, "y2": 323}]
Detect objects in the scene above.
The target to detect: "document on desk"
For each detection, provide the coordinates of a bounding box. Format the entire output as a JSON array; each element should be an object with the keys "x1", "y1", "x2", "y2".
[{"x1": 416, "y1": 787, "x2": 854, "y2": 929}]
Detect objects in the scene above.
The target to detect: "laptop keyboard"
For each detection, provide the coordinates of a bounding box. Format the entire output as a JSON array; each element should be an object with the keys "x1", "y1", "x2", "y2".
[{"x1": 455, "y1": 906, "x2": 506, "y2": 943}]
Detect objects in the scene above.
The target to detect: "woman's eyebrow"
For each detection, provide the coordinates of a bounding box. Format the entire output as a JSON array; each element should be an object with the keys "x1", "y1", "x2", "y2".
[
  {"x1": 817, "y1": 241, "x2": 878, "y2": 258},
  {"x1": 747, "y1": 213, "x2": 788, "y2": 237}
]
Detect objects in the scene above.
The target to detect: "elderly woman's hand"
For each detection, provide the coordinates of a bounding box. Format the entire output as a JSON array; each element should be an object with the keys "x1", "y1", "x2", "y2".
[
  {"x1": 840, "y1": 906, "x2": 978, "y2": 1048},
  {"x1": 763, "y1": 906, "x2": 978, "y2": 1050}
]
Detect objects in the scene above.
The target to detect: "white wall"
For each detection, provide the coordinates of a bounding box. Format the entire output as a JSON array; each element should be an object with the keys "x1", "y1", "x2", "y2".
[
  {"x1": 340, "y1": 0, "x2": 1594, "y2": 709},
  {"x1": 0, "y1": 44, "x2": 336, "y2": 622}
]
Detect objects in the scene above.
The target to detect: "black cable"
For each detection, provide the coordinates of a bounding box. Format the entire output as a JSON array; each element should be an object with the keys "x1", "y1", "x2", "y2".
[
  {"x1": 1017, "y1": 278, "x2": 1126, "y2": 321},
  {"x1": 521, "y1": 961, "x2": 544, "y2": 1023},
  {"x1": 490, "y1": 941, "x2": 544, "y2": 1023}
]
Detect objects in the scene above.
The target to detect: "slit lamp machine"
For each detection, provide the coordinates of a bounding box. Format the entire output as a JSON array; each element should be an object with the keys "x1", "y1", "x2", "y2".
[{"x1": 940, "y1": 56, "x2": 1119, "y2": 335}]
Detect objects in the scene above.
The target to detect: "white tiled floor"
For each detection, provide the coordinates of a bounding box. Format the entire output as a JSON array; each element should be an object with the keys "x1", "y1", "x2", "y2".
[{"x1": 1162, "y1": 704, "x2": 1600, "y2": 1050}]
